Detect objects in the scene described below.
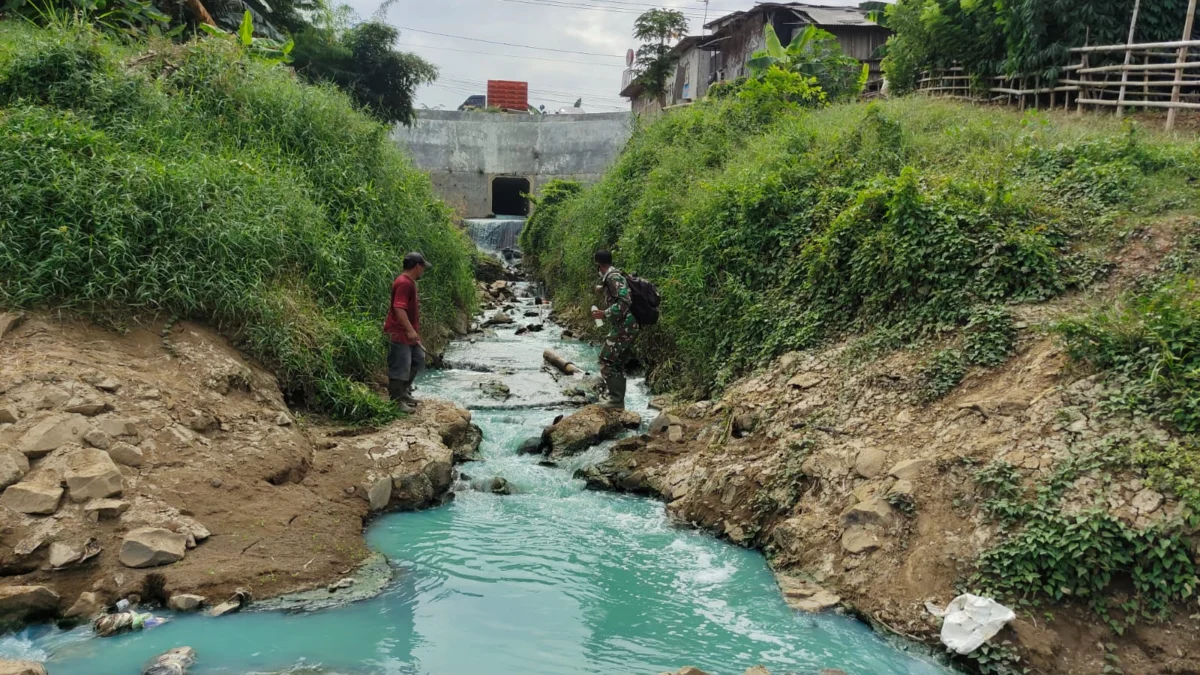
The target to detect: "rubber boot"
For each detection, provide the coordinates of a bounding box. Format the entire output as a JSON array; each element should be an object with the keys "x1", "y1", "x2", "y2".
[
  {"x1": 399, "y1": 378, "x2": 419, "y2": 406},
  {"x1": 599, "y1": 373, "x2": 626, "y2": 410},
  {"x1": 388, "y1": 379, "x2": 416, "y2": 412}
]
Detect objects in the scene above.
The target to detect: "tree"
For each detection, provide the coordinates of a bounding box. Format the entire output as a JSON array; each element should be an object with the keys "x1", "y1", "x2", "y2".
[
  {"x1": 291, "y1": 17, "x2": 438, "y2": 126},
  {"x1": 631, "y1": 8, "x2": 689, "y2": 107}
]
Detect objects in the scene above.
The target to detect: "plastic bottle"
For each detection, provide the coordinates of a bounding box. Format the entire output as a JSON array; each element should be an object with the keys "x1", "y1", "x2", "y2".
[{"x1": 591, "y1": 306, "x2": 604, "y2": 328}]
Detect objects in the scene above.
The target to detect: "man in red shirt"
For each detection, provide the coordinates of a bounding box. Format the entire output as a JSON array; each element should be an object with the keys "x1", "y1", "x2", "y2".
[{"x1": 383, "y1": 252, "x2": 430, "y2": 411}]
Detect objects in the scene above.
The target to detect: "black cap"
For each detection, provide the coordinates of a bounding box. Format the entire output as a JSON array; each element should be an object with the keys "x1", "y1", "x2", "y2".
[{"x1": 403, "y1": 252, "x2": 431, "y2": 270}]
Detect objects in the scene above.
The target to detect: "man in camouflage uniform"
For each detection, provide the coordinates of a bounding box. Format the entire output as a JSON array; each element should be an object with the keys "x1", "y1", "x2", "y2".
[{"x1": 590, "y1": 250, "x2": 638, "y2": 409}]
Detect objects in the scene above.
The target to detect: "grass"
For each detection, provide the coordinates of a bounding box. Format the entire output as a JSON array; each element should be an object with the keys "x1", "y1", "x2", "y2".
[
  {"x1": 0, "y1": 23, "x2": 476, "y2": 422},
  {"x1": 523, "y1": 94, "x2": 1200, "y2": 398}
]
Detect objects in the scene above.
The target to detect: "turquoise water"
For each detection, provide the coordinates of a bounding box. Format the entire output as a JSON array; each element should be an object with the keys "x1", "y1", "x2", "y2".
[{"x1": 0, "y1": 287, "x2": 953, "y2": 675}]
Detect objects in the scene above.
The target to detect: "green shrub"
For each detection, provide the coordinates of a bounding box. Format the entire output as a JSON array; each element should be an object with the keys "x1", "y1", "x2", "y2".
[
  {"x1": 525, "y1": 97, "x2": 1200, "y2": 397},
  {"x1": 1057, "y1": 278, "x2": 1200, "y2": 433},
  {"x1": 0, "y1": 25, "x2": 476, "y2": 422}
]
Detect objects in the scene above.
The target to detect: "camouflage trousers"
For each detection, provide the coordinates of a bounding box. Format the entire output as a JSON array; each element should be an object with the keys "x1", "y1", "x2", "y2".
[{"x1": 598, "y1": 325, "x2": 639, "y2": 380}]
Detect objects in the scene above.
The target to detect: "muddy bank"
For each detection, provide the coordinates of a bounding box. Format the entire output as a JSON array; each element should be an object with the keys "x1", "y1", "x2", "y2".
[
  {"x1": 575, "y1": 333, "x2": 1200, "y2": 674},
  {"x1": 0, "y1": 313, "x2": 479, "y2": 626}
]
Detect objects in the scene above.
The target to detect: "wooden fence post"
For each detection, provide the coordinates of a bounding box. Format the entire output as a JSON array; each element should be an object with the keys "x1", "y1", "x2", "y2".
[
  {"x1": 1116, "y1": 0, "x2": 1143, "y2": 118},
  {"x1": 1168, "y1": 0, "x2": 1199, "y2": 131}
]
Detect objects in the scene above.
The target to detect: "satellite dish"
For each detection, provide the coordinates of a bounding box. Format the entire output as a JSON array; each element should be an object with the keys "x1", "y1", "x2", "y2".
[{"x1": 626, "y1": 49, "x2": 635, "y2": 67}]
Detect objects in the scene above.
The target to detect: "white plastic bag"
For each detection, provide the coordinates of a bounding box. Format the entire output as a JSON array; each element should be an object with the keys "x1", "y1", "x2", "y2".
[{"x1": 929, "y1": 593, "x2": 1015, "y2": 654}]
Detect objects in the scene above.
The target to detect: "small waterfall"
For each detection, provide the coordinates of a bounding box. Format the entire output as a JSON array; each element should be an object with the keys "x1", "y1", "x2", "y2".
[{"x1": 464, "y1": 217, "x2": 525, "y2": 252}]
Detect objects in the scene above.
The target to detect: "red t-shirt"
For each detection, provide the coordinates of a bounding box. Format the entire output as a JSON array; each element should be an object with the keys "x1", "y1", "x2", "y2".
[{"x1": 383, "y1": 274, "x2": 420, "y2": 344}]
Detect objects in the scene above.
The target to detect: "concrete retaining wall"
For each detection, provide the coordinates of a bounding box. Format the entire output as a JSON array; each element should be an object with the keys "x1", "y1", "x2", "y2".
[{"x1": 392, "y1": 110, "x2": 634, "y2": 217}]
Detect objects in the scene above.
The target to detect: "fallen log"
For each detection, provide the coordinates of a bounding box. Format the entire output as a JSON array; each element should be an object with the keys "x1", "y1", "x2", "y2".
[{"x1": 543, "y1": 349, "x2": 582, "y2": 375}]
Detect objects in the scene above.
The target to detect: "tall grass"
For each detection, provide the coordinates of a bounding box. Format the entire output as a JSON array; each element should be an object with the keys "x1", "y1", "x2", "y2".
[
  {"x1": 0, "y1": 24, "x2": 477, "y2": 422},
  {"x1": 524, "y1": 96, "x2": 1200, "y2": 397}
]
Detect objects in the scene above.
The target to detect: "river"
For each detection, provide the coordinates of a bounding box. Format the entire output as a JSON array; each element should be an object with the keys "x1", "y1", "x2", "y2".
[{"x1": 0, "y1": 265, "x2": 954, "y2": 674}]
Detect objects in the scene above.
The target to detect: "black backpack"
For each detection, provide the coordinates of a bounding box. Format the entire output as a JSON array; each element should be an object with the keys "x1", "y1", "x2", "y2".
[{"x1": 625, "y1": 274, "x2": 660, "y2": 326}]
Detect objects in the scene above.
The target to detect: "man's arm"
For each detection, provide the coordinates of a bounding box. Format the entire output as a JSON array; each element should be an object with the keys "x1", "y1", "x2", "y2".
[{"x1": 392, "y1": 306, "x2": 421, "y2": 343}]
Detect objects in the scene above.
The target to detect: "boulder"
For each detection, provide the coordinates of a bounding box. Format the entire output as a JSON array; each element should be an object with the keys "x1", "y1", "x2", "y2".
[
  {"x1": 0, "y1": 586, "x2": 60, "y2": 629},
  {"x1": 516, "y1": 436, "x2": 543, "y2": 455},
  {"x1": 95, "y1": 418, "x2": 139, "y2": 439},
  {"x1": 63, "y1": 592, "x2": 104, "y2": 620},
  {"x1": 841, "y1": 526, "x2": 882, "y2": 554},
  {"x1": 889, "y1": 458, "x2": 932, "y2": 480},
  {"x1": 841, "y1": 497, "x2": 894, "y2": 528},
  {"x1": 0, "y1": 406, "x2": 18, "y2": 424},
  {"x1": 0, "y1": 449, "x2": 30, "y2": 490},
  {"x1": 0, "y1": 311, "x2": 25, "y2": 339},
  {"x1": 107, "y1": 442, "x2": 145, "y2": 468},
  {"x1": 1, "y1": 482, "x2": 63, "y2": 515},
  {"x1": 64, "y1": 447, "x2": 123, "y2": 502},
  {"x1": 854, "y1": 447, "x2": 886, "y2": 479},
  {"x1": 84, "y1": 498, "x2": 129, "y2": 521},
  {"x1": 119, "y1": 528, "x2": 187, "y2": 568},
  {"x1": 0, "y1": 661, "x2": 48, "y2": 675},
  {"x1": 542, "y1": 405, "x2": 641, "y2": 458},
  {"x1": 167, "y1": 594, "x2": 206, "y2": 612},
  {"x1": 787, "y1": 372, "x2": 824, "y2": 390},
  {"x1": 365, "y1": 476, "x2": 391, "y2": 512},
  {"x1": 16, "y1": 413, "x2": 89, "y2": 458},
  {"x1": 888, "y1": 479, "x2": 915, "y2": 497}
]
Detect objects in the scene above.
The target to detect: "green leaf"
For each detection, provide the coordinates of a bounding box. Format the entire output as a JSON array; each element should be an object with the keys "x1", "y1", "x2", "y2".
[
  {"x1": 238, "y1": 10, "x2": 253, "y2": 47},
  {"x1": 764, "y1": 23, "x2": 785, "y2": 60},
  {"x1": 198, "y1": 23, "x2": 226, "y2": 37}
]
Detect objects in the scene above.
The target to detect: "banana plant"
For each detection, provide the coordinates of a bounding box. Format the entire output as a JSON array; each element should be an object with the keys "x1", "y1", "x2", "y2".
[
  {"x1": 200, "y1": 10, "x2": 294, "y2": 65},
  {"x1": 747, "y1": 24, "x2": 819, "y2": 75}
]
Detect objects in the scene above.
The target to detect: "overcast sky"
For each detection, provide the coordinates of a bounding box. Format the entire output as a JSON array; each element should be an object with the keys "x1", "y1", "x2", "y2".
[{"x1": 340, "y1": 0, "x2": 875, "y2": 113}]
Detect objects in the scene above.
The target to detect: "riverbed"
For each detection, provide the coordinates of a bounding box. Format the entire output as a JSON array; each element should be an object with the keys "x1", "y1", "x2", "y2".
[{"x1": 0, "y1": 283, "x2": 953, "y2": 675}]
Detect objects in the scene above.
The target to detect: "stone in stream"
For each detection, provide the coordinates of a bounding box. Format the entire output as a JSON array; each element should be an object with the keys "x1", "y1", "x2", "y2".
[
  {"x1": 0, "y1": 661, "x2": 48, "y2": 675},
  {"x1": 142, "y1": 646, "x2": 196, "y2": 675},
  {"x1": 63, "y1": 592, "x2": 105, "y2": 620},
  {"x1": 541, "y1": 405, "x2": 641, "y2": 459},
  {"x1": 0, "y1": 586, "x2": 60, "y2": 630},
  {"x1": 516, "y1": 436, "x2": 543, "y2": 455},
  {"x1": 206, "y1": 588, "x2": 251, "y2": 617},
  {"x1": 167, "y1": 594, "x2": 206, "y2": 612}
]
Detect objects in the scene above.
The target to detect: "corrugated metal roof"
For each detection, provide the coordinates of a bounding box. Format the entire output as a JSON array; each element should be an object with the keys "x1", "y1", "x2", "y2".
[
  {"x1": 793, "y1": 4, "x2": 878, "y2": 27},
  {"x1": 705, "y1": 3, "x2": 880, "y2": 30}
]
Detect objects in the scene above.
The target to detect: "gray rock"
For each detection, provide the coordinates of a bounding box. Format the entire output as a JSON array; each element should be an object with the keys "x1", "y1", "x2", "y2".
[
  {"x1": 82, "y1": 373, "x2": 121, "y2": 392},
  {"x1": 84, "y1": 498, "x2": 129, "y2": 521},
  {"x1": 542, "y1": 405, "x2": 641, "y2": 458},
  {"x1": 1132, "y1": 488, "x2": 1163, "y2": 515},
  {"x1": 107, "y1": 442, "x2": 144, "y2": 468},
  {"x1": 16, "y1": 413, "x2": 89, "y2": 458},
  {"x1": 776, "y1": 574, "x2": 840, "y2": 612},
  {"x1": 167, "y1": 594, "x2": 206, "y2": 612},
  {"x1": 841, "y1": 497, "x2": 895, "y2": 528},
  {"x1": 142, "y1": 646, "x2": 195, "y2": 675},
  {"x1": 0, "y1": 311, "x2": 26, "y2": 340},
  {"x1": 64, "y1": 448, "x2": 123, "y2": 502},
  {"x1": 366, "y1": 476, "x2": 391, "y2": 512},
  {"x1": 854, "y1": 447, "x2": 887, "y2": 479},
  {"x1": 119, "y1": 528, "x2": 187, "y2": 568},
  {"x1": 888, "y1": 458, "x2": 932, "y2": 480},
  {"x1": 48, "y1": 541, "x2": 82, "y2": 568},
  {"x1": 83, "y1": 429, "x2": 111, "y2": 450},
  {"x1": 516, "y1": 436, "x2": 543, "y2": 455},
  {"x1": 96, "y1": 418, "x2": 139, "y2": 439},
  {"x1": 64, "y1": 402, "x2": 111, "y2": 417},
  {"x1": 841, "y1": 526, "x2": 882, "y2": 554},
  {"x1": 0, "y1": 585, "x2": 59, "y2": 630},
  {"x1": 327, "y1": 578, "x2": 356, "y2": 592},
  {"x1": 0, "y1": 449, "x2": 29, "y2": 490},
  {"x1": 206, "y1": 589, "x2": 251, "y2": 617},
  {"x1": 63, "y1": 592, "x2": 104, "y2": 620},
  {"x1": 0, "y1": 406, "x2": 18, "y2": 424},
  {"x1": 1, "y1": 482, "x2": 63, "y2": 515}
]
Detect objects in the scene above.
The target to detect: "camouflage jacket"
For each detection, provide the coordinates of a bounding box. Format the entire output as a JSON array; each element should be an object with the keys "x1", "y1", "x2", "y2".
[{"x1": 601, "y1": 267, "x2": 637, "y2": 332}]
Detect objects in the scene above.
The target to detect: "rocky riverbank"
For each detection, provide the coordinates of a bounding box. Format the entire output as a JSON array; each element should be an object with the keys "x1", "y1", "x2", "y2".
[
  {"x1": 0, "y1": 312, "x2": 479, "y2": 631},
  {"x1": 573, "y1": 330, "x2": 1200, "y2": 674}
]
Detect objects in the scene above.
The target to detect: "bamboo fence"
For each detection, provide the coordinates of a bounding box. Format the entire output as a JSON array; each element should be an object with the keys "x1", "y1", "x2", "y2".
[{"x1": 915, "y1": 39, "x2": 1200, "y2": 131}]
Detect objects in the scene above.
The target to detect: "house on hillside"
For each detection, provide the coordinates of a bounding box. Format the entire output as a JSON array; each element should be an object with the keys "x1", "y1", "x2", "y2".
[
  {"x1": 702, "y1": 3, "x2": 890, "y2": 85},
  {"x1": 620, "y1": 3, "x2": 889, "y2": 113},
  {"x1": 620, "y1": 36, "x2": 712, "y2": 115}
]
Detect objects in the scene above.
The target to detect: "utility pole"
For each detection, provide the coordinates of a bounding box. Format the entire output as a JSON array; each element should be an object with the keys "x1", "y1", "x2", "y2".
[
  {"x1": 1167, "y1": 0, "x2": 1199, "y2": 131},
  {"x1": 1116, "y1": 0, "x2": 1142, "y2": 119}
]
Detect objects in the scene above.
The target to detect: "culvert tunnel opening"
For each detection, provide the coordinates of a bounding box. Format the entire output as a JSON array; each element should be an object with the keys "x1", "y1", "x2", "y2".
[{"x1": 492, "y1": 176, "x2": 530, "y2": 216}]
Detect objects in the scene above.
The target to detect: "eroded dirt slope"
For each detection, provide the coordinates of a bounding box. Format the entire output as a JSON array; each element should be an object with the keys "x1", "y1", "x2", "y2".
[{"x1": 0, "y1": 313, "x2": 478, "y2": 621}]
